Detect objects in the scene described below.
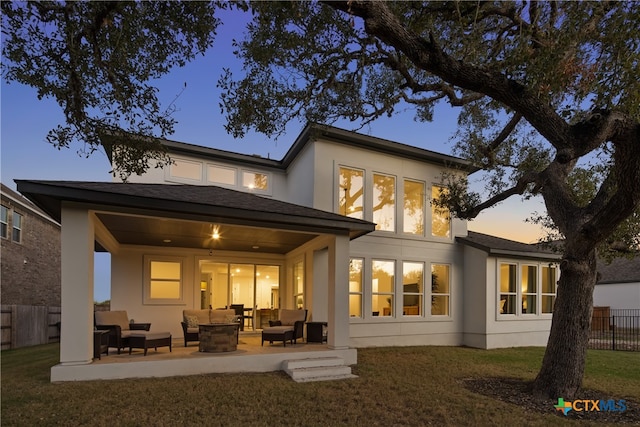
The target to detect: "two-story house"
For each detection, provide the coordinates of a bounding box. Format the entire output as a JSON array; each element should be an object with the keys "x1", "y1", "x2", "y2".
[{"x1": 16, "y1": 123, "x2": 560, "y2": 381}]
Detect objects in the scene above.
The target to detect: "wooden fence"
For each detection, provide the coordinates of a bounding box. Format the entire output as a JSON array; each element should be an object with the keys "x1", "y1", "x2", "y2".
[{"x1": 1, "y1": 305, "x2": 61, "y2": 350}]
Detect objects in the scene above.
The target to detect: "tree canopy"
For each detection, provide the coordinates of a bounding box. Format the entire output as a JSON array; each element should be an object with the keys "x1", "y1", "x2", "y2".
[{"x1": 2, "y1": 1, "x2": 219, "y2": 179}]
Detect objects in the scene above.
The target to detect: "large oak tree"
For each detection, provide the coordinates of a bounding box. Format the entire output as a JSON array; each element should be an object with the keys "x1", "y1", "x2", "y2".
[{"x1": 3, "y1": 1, "x2": 639, "y2": 399}]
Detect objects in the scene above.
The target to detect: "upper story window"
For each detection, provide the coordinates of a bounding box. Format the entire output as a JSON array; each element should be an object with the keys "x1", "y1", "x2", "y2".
[
  {"x1": 0, "y1": 205, "x2": 8, "y2": 239},
  {"x1": 373, "y1": 173, "x2": 395, "y2": 232},
  {"x1": 208, "y1": 164, "x2": 236, "y2": 186},
  {"x1": 499, "y1": 262, "x2": 558, "y2": 316},
  {"x1": 12, "y1": 211, "x2": 23, "y2": 243},
  {"x1": 403, "y1": 180, "x2": 425, "y2": 235},
  {"x1": 431, "y1": 185, "x2": 451, "y2": 238},
  {"x1": 242, "y1": 171, "x2": 269, "y2": 191},
  {"x1": 349, "y1": 258, "x2": 364, "y2": 318},
  {"x1": 170, "y1": 159, "x2": 202, "y2": 181},
  {"x1": 339, "y1": 167, "x2": 364, "y2": 219}
]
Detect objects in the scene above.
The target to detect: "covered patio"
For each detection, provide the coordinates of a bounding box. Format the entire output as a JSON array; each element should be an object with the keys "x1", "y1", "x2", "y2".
[
  {"x1": 54, "y1": 333, "x2": 357, "y2": 382},
  {"x1": 15, "y1": 180, "x2": 374, "y2": 382}
]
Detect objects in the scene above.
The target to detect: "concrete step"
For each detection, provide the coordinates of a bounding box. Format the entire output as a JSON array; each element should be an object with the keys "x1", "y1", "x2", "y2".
[
  {"x1": 285, "y1": 365, "x2": 356, "y2": 383},
  {"x1": 282, "y1": 357, "x2": 357, "y2": 383},
  {"x1": 282, "y1": 357, "x2": 345, "y2": 370}
]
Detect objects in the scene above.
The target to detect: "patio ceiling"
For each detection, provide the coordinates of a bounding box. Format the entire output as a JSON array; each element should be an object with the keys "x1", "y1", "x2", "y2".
[{"x1": 96, "y1": 212, "x2": 317, "y2": 254}]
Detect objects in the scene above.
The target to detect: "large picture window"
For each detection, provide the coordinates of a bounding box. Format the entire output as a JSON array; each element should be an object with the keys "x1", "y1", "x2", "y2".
[
  {"x1": 431, "y1": 186, "x2": 451, "y2": 238},
  {"x1": 372, "y1": 260, "x2": 395, "y2": 317},
  {"x1": 403, "y1": 180, "x2": 424, "y2": 235},
  {"x1": 339, "y1": 167, "x2": 364, "y2": 219},
  {"x1": 373, "y1": 173, "x2": 396, "y2": 232},
  {"x1": 349, "y1": 258, "x2": 363, "y2": 318},
  {"x1": 402, "y1": 262, "x2": 423, "y2": 316},
  {"x1": 431, "y1": 264, "x2": 450, "y2": 316},
  {"x1": 498, "y1": 262, "x2": 558, "y2": 316},
  {"x1": 293, "y1": 260, "x2": 304, "y2": 309},
  {"x1": 144, "y1": 256, "x2": 184, "y2": 304}
]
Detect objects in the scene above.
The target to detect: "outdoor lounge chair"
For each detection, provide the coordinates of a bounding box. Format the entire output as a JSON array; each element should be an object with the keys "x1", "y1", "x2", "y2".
[
  {"x1": 94, "y1": 310, "x2": 151, "y2": 354},
  {"x1": 261, "y1": 309, "x2": 307, "y2": 347}
]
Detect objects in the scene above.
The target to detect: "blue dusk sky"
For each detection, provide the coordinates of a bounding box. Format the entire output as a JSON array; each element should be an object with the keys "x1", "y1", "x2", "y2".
[{"x1": 1, "y1": 9, "x2": 546, "y2": 302}]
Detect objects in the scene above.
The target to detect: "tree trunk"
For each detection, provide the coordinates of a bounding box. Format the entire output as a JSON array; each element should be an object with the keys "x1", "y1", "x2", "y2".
[{"x1": 532, "y1": 251, "x2": 597, "y2": 399}]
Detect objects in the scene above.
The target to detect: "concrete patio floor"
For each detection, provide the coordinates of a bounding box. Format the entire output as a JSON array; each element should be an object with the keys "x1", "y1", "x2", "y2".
[{"x1": 51, "y1": 332, "x2": 357, "y2": 382}]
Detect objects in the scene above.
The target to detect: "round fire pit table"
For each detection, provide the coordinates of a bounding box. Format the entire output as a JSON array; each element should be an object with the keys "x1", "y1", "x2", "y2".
[{"x1": 198, "y1": 323, "x2": 239, "y2": 352}]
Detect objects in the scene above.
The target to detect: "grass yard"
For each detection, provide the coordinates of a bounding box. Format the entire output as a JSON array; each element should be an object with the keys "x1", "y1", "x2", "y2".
[{"x1": 1, "y1": 344, "x2": 638, "y2": 426}]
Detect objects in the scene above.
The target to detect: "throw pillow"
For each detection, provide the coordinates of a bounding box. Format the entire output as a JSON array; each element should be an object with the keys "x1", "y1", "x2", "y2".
[
  {"x1": 185, "y1": 315, "x2": 199, "y2": 328},
  {"x1": 225, "y1": 314, "x2": 237, "y2": 324},
  {"x1": 269, "y1": 320, "x2": 282, "y2": 326}
]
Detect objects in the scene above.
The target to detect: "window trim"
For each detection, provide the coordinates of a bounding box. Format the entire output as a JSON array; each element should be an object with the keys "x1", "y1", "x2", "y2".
[
  {"x1": 430, "y1": 185, "x2": 452, "y2": 239},
  {"x1": 240, "y1": 169, "x2": 272, "y2": 195},
  {"x1": 337, "y1": 165, "x2": 365, "y2": 219},
  {"x1": 143, "y1": 255, "x2": 185, "y2": 305},
  {"x1": 497, "y1": 260, "x2": 558, "y2": 318},
  {"x1": 167, "y1": 158, "x2": 204, "y2": 183},
  {"x1": 1, "y1": 205, "x2": 8, "y2": 239},
  {"x1": 430, "y1": 263, "x2": 451, "y2": 317},
  {"x1": 293, "y1": 258, "x2": 305, "y2": 309},
  {"x1": 11, "y1": 210, "x2": 23, "y2": 243},
  {"x1": 372, "y1": 172, "x2": 397, "y2": 233},
  {"x1": 402, "y1": 179, "x2": 426, "y2": 237},
  {"x1": 349, "y1": 258, "x2": 364, "y2": 318}
]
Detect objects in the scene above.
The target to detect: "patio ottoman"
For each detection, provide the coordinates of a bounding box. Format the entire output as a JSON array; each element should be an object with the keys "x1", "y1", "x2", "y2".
[{"x1": 128, "y1": 331, "x2": 172, "y2": 356}]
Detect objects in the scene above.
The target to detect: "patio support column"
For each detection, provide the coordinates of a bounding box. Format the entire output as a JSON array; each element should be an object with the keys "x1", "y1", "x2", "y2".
[
  {"x1": 327, "y1": 233, "x2": 350, "y2": 349},
  {"x1": 58, "y1": 204, "x2": 95, "y2": 366}
]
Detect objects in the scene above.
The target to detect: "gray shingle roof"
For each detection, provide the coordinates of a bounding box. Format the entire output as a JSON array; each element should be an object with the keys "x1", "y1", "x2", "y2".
[
  {"x1": 456, "y1": 231, "x2": 561, "y2": 260},
  {"x1": 15, "y1": 180, "x2": 375, "y2": 239},
  {"x1": 597, "y1": 255, "x2": 640, "y2": 284}
]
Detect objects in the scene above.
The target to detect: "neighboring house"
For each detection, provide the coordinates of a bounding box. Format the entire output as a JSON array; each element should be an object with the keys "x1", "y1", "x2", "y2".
[
  {"x1": 593, "y1": 255, "x2": 640, "y2": 311},
  {"x1": 1, "y1": 183, "x2": 61, "y2": 306},
  {"x1": 16, "y1": 123, "x2": 562, "y2": 380}
]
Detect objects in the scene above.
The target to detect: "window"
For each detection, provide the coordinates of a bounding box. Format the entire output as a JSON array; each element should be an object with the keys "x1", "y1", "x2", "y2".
[
  {"x1": 402, "y1": 262, "x2": 423, "y2": 316},
  {"x1": 431, "y1": 264, "x2": 450, "y2": 315},
  {"x1": 242, "y1": 171, "x2": 268, "y2": 191},
  {"x1": 293, "y1": 260, "x2": 304, "y2": 309},
  {"x1": 372, "y1": 260, "x2": 395, "y2": 317},
  {"x1": 12, "y1": 211, "x2": 22, "y2": 243},
  {"x1": 373, "y1": 173, "x2": 395, "y2": 232},
  {"x1": 208, "y1": 165, "x2": 236, "y2": 185},
  {"x1": 339, "y1": 167, "x2": 364, "y2": 219},
  {"x1": 349, "y1": 258, "x2": 363, "y2": 317},
  {"x1": 403, "y1": 180, "x2": 424, "y2": 235},
  {"x1": 431, "y1": 186, "x2": 451, "y2": 238},
  {"x1": 521, "y1": 265, "x2": 537, "y2": 314},
  {"x1": 170, "y1": 159, "x2": 202, "y2": 181},
  {"x1": 541, "y1": 265, "x2": 557, "y2": 314},
  {"x1": 144, "y1": 256, "x2": 183, "y2": 304},
  {"x1": 499, "y1": 264, "x2": 517, "y2": 314},
  {"x1": 498, "y1": 262, "x2": 558, "y2": 316},
  {"x1": 1, "y1": 205, "x2": 8, "y2": 239}
]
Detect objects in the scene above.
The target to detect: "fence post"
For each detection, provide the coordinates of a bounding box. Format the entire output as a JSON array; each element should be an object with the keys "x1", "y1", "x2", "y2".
[{"x1": 612, "y1": 315, "x2": 615, "y2": 351}]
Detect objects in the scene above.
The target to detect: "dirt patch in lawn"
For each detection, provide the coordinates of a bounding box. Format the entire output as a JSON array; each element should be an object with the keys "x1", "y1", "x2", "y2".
[{"x1": 462, "y1": 377, "x2": 639, "y2": 424}]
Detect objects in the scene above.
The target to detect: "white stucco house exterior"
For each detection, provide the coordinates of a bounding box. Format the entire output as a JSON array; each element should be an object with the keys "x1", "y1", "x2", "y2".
[{"x1": 16, "y1": 123, "x2": 562, "y2": 381}]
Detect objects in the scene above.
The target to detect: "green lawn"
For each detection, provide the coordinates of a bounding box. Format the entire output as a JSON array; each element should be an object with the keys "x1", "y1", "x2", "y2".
[{"x1": 1, "y1": 344, "x2": 637, "y2": 426}]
